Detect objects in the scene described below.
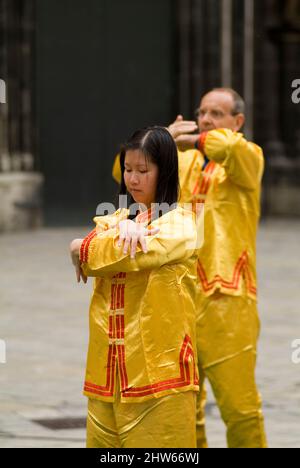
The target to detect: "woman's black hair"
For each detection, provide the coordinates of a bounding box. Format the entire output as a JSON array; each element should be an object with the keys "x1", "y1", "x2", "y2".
[{"x1": 118, "y1": 126, "x2": 179, "y2": 214}]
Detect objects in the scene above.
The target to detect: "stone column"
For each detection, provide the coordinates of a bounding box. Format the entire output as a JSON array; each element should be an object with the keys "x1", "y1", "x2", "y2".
[
  {"x1": 0, "y1": 0, "x2": 9, "y2": 171},
  {"x1": 254, "y1": 0, "x2": 286, "y2": 159},
  {"x1": 244, "y1": 0, "x2": 255, "y2": 140},
  {"x1": 176, "y1": 0, "x2": 194, "y2": 117},
  {"x1": 176, "y1": 0, "x2": 222, "y2": 115},
  {"x1": 0, "y1": 0, "x2": 43, "y2": 232},
  {"x1": 221, "y1": 0, "x2": 233, "y2": 88}
]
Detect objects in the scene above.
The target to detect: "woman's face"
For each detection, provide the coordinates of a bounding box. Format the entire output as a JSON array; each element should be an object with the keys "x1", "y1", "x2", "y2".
[{"x1": 124, "y1": 149, "x2": 159, "y2": 209}]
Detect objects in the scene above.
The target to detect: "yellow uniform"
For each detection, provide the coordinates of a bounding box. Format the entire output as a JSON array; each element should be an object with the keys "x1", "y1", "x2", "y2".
[
  {"x1": 80, "y1": 207, "x2": 200, "y2": 447},
  {"x1": 112, "y1": 129, "x2": 267, "y2": 448},
  {"x1": 178, "y1": 129, "x2": 267, "y2": 448},
  {"x1": 178, "y1": 128, "x2": 263, "y2": 299},
  {"x1": 112, "y1": 136, "x2": 263, "y2": 300}
]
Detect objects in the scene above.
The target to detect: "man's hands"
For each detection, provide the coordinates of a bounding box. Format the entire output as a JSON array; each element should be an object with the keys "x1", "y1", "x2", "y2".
[
  {"x1": 167, "y1": 115, "x2": 200, "y2": 151},
  {"x1": 118, "y1": 220, "x2": 160, "y2": 259},
  {"x1": 70, "y1": 238, "x2": 87, "y2": 284}
]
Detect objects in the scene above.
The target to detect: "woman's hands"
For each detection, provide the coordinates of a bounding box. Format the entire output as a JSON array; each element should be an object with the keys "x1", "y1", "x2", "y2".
[
  {"x1": 70, "y1": 238, "x2": 87, "y2": 284},
  {"x1": 118, "y1": 220, "x2": 160, "y2": 259},
  {"x1": 70, "y1": 221, "x2": 159, "y2": 283}
]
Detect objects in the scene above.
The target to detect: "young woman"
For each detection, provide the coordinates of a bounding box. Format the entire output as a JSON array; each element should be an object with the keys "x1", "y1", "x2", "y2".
[{"x1": 70, "y1": 126, "x2": 200, "y2": 448}]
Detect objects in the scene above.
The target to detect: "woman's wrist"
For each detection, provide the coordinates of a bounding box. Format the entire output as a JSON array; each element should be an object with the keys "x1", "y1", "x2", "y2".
[{"x1": 70, "y1": 239, "x2": 83, "y2": 256}]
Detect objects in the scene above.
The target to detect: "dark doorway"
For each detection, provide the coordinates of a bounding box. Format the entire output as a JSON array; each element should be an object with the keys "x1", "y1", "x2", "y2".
[{"x1": 36, "y1": 0, "x2": 176, "y2": 225}]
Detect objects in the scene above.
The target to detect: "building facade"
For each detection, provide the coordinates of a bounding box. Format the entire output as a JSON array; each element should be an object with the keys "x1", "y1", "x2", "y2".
[
  {"x1": 0, "y1": 0, "x2": 43, "y2": 232},
  {"x1": 0, "y1": 0, "x2": 300, "y2": 229}
]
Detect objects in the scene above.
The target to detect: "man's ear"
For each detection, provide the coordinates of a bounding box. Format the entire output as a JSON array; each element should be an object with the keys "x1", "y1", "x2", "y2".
[{"x1": 234, "y1": 113, "x2": 245, "y2": 132}]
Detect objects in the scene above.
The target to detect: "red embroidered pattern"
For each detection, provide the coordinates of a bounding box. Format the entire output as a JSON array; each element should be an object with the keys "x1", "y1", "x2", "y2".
[
  {"x1": 192, "y1": 161, "x2": 216, "y2": 207},
  {"x1": 122, "y1": 335, "x2": 198, "y2": 398},
  {"x1": 84, "y1": 273, "x2": 198, "y2": 398},
  {"x1": 80, "y1": 229, "x2": 97, "y2": 263},
  {"x1": 197, "y1": 251, "x2": 257, "y2": 295},
  {"x1": 198, "y1": 131, "x2": 208, "y2": 153},
  {"x1": 84, "y1": 272, "x2": 125, "y2": 397}
]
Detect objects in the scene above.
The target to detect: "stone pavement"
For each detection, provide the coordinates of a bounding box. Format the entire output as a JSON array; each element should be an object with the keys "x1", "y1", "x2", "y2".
[{"x1": 0, "y1": 220, "x2": 300, "y2": 448}]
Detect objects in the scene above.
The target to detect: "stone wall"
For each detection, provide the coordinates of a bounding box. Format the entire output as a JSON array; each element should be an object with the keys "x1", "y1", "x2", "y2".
[
  {"x1": 0, "y1": 173, "x2": 43, "y2": 232},
  {"x1": 0, "y1": 1, "x2": 42, "y2": 232}
]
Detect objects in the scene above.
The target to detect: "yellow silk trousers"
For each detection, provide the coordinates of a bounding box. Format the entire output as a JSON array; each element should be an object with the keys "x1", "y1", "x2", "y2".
[
  {"x1": 87, "y1": 373, "x2": 197, "y2": 448},
  {"x1": 196, "y1": 291, "x2": 268, "y2": 448}
]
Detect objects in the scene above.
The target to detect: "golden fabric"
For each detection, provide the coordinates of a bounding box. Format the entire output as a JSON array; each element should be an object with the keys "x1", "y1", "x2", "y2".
[
  {"x1": 80, "y1": 207, "x2": 200, "y2": 404},
  {"x1": 195, "y1": 291, "x2": 267, "y2": 448},
  {"x1": 110, "y1": 129, "x2": 267, "y2": 447},
  {"x1": 178, "y1": 129, "x2": 264, "y2": 299},
  {"x1": 86, "y1": 372, "x2": 197, "y2": 448},
  {"x1": 112, "y1": 129, "x2": 264, "y2": 299},
  {"x1": 112, "y1": 154, "x2": 121, "y2": 184},
  {"x1": 175, "y1": 129, "x2": 267, "y2": 447}
]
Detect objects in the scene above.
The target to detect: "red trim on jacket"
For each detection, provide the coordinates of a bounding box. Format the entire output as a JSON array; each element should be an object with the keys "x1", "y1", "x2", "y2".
[
  {"x1": 80, "y1": 229, "x2": 97, "y2": 263},
  {"x1": 198, "y1": 131, "x2": 208, "y2": 153},
  {"x1": 197, "y1": 251, "x2": 257, "y2": 295},
  {"x1": 84, "y1": 274, "x2": 198, "y2": 399}
]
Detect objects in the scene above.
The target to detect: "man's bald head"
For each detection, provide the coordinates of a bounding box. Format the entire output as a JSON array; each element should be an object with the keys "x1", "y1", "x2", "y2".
[
  {"x1": 197, "y1": 88, "x2": 246, "y2": 133},
  {"x1": 204, "y1": 88, "x2": 245, "y2": 115}
]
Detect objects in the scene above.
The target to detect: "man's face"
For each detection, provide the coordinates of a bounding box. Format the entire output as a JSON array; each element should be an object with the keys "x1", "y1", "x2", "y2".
[{"x1": 197, "y1": 91, "x2": 244, "y2": 133}]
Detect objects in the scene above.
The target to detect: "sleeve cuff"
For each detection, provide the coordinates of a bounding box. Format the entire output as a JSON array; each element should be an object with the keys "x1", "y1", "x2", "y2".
[
  {"x1": 80, "y1": 229, "x2": 97, "y2": 264},
  {"x1": 196, "y1": 132, "x2": 208, "y2": 153}
]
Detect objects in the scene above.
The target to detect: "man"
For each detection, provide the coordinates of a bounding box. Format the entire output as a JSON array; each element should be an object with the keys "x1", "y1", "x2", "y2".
[{"x1": 167, "y1": 88, "x2": 267, "y2": 448}]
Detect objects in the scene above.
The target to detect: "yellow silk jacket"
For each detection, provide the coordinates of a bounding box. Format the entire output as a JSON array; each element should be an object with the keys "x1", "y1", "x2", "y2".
[
  {"x1": 112, "y1": 129, "x2": 264, "y2": 300},
  {"x1": 80, "y1": 207, "x2": 200, "y2": 403},
  {"x1": 179, "y1": 129, "x2": 264, "y2": 300}
]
